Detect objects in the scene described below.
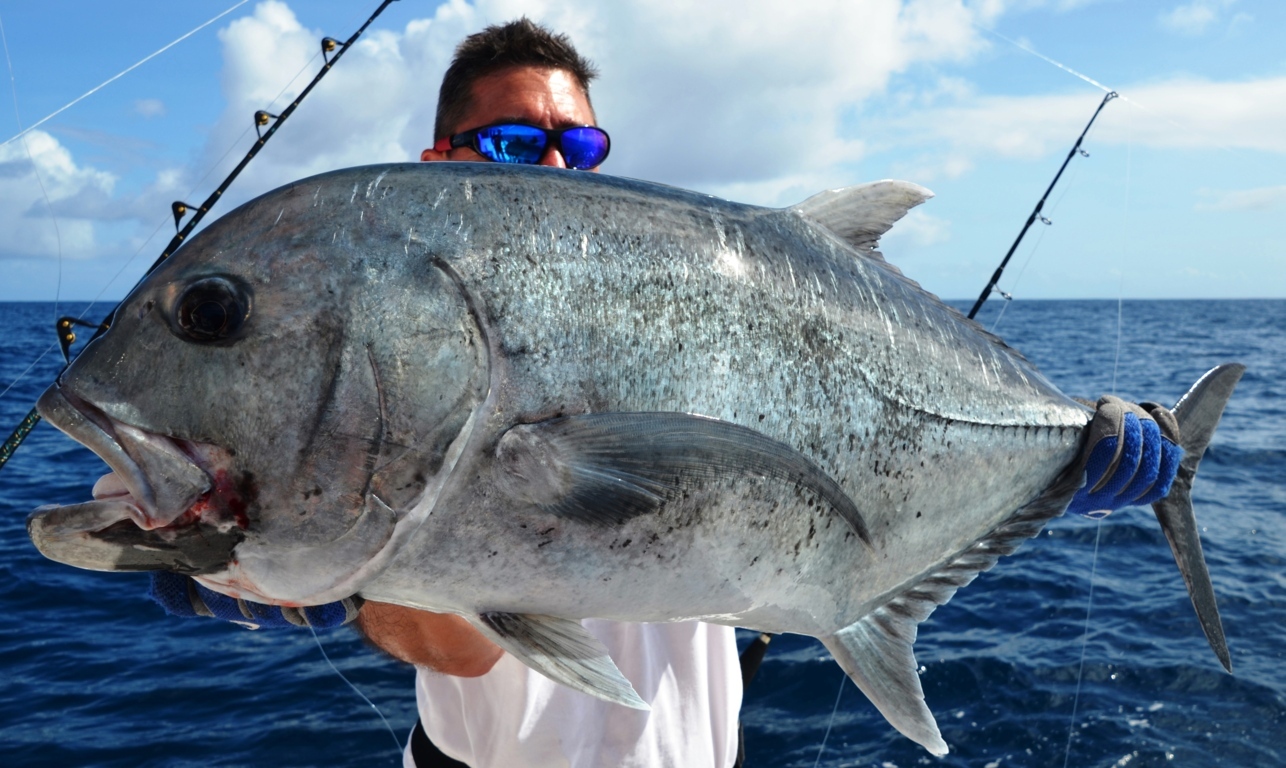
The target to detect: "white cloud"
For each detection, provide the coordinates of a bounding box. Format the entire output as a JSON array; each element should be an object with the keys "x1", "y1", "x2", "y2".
[
  {"x1": 0, "y1": 130, "x2": 115, "y2": 260},
  {"x1": 863, "y1": 75, "x2": 1286, "y2": 175},
  {"x1": 133, "y1": 98, "x2": 166, "y2": 119},
  {"x1": 1159, "y1": 0, "x2": 1237, "y2": 36},
  {"x1": 883, "y1": 208, "x2": 952, "y2": 248},
  {"x1": 1195, "y1": 185, "x2": 1286, "y2": 211}
]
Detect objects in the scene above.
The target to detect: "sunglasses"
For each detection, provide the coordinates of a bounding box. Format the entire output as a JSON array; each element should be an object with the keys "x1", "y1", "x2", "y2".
[{"x1": 434, "y1": 123, "x2": 611, "y2": 170}]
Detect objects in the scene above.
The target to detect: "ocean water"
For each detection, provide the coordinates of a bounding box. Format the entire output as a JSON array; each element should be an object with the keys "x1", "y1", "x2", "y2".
[{"x1": 0, "y1": 299, "x2": 1282, "y2": 767}]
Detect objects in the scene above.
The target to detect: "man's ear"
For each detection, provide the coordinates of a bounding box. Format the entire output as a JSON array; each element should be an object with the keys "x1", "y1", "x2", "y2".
[{"x1": 421, "y1": 147, "x2": 450, "y2": 162}]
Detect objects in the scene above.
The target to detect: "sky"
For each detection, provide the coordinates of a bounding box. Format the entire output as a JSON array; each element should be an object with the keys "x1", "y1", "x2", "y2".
[{"x1": 0, "y1": 0, "x2": 1282, "y2": 305}]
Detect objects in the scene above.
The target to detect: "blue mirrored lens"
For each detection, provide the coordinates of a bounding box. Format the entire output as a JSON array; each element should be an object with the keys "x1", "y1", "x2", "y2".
[
  {"x1": 476, "y1": 125, "x2": 547, "y2": 164},
  {"x1": 561, "y1": 127, "x2": 610, "y2": 169}
]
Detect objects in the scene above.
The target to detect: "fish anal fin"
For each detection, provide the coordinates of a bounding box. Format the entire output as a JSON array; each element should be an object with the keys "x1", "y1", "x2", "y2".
[
  {"x1": 828, "y1": 470, "x2": 1082, "y2": 755},
  {"x1": 476, "y1": 612, "x2": 648, "y2": 711},
  {"x1": 823, "y1": 607, "x2": 947, "y2": 756}
]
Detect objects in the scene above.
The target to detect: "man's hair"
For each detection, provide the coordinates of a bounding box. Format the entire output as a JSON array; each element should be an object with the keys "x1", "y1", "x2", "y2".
[{"x1": 435, "y1": 18, "x2": 599, "y2": 139}]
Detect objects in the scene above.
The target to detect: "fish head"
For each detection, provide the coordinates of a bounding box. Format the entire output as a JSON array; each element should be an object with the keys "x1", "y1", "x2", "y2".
[{"x1": 28, "y1": 166, "x2": 489, "y2": 606}]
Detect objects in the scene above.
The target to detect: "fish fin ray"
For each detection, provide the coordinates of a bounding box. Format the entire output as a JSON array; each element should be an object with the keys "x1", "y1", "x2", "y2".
[
  {"x1": 790, "y1": 180, "x2": 933, "y2": 266},
  {"x1": 476, "y1": 612, "x2": 648, "y2": 710},
  {"x1": 494, "y1": 412, "x2": 869, "y2": 544}
]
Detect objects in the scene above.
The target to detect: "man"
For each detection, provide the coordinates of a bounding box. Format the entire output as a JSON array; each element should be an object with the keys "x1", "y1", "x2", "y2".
[
  {"x1": 358, "y1": 19, "x2": 744, "y2": 768},
  {"x1": 152, "y1": 20, "x2": 743, "y2": 767}
]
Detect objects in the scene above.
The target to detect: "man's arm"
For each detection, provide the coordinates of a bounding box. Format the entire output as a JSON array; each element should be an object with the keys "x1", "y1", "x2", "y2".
[
  {"x1": 149, "y1": 575, "x2": 502, "y2": 676},
  {"x1": 356, "y1": 601, "x2": 504, "y2": 677}
]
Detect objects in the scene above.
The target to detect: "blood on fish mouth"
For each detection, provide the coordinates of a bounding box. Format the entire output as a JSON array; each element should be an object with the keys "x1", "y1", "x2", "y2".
[
  {"x1": 91, "y1": 467, "x2": 251, "y2": 535},
  {"x1": 33, "y1": 385, "x2": 251, "y2": 540}
]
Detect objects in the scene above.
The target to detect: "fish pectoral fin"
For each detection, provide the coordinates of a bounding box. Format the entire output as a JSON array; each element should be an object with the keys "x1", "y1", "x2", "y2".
[
  {"x1": 475, "y1": 612, "x2": 648, "y2": 711},
  {"x1": 823, "y1": 609, "x2": 948, "y2": 757},
  {"x1": 494, "y1": 412, "x2": 869, "y2": 543},
  {"x1": 790, "y1": 180, "x2": 934, "y2": 264}
]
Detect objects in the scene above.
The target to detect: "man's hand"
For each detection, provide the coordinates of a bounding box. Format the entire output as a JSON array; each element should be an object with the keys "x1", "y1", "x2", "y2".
[
  {"x1": 148, "y1": 572, "x2": 362, "y2": 629},
  {"x1": 356, "y1": 601, "x2": 504, "y2": 677},
  {"x1": 149, "y1": 576, "x2": 502, "y2": 675},
  {"x1": 1067, "y1": 395, "x2": 1184, "y2": 519}
]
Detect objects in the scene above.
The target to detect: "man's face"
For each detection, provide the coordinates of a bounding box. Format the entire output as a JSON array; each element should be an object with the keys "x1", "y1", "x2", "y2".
[{"x1": 422, "y1": 66, "x2": 597, "y2": 170}]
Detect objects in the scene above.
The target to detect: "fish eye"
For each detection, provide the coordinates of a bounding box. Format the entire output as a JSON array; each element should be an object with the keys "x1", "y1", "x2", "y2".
[{"x1": 174, "y1": 277, "x2": 250, "y2": 343}]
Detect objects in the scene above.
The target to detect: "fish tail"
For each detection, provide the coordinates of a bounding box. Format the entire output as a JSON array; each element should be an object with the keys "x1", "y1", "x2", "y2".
[{"x1": 1151, "y1": 363, "x2": 1245, "y2": 673}]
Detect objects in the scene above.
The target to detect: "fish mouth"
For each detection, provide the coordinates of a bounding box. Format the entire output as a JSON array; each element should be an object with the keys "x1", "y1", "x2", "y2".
[{"x1": 26, "y1": 386, "x2": 246, "y2": 574}]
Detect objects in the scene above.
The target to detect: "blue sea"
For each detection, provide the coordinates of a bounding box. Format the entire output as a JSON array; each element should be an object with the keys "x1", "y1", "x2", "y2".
[{"x1": 1, "y1": 299, "x2": 1282, "y2": 767}]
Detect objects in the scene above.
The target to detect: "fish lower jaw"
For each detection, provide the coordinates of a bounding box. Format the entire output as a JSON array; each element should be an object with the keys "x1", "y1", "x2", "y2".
[{"x1": 89, "y1": 469, "x2": 247, "y2": 535}]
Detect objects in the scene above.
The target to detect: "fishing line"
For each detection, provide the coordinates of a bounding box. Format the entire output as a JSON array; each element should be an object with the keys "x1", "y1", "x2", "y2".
[
  {"x1": 69, "y1": 47, "x2": 325, "y2": 318},
  {"x1": 1064, "y1": 94, "x2": 1135, "y2": 768},
  {"x1": 1111, "y1": 106, "x2": 1135, "y2": 397},
  {"x1": 307, "y1": 623, "x2": 404, "y2": 757},
  {"x1": 0, "y1": 342, "x2": 58, "y2": 403},
  {"x1": 0, "y1": 12, "x2": 64, "y2": 321},
  {"x1": 976, "y1": 23, "x2": 1229, "y2": 152},
  {"x1": 0, "y1": 0, "x2": 400, "y2": 469},
  {"x1": 1061, "y1": 520, "x2": 1103, "y2": 768},
  {"x1": 0, "y1": 47, "x2": 325, "y2": 406},
  {"x1": 811, "y1": 671, "x2": 848, "y2": 768},
  {"x1": 0, "y1": 0, "x2": 250, "y2": 151},
  {"x1": 975, "y1": 25, "x2": 1114, "y2": 95}
]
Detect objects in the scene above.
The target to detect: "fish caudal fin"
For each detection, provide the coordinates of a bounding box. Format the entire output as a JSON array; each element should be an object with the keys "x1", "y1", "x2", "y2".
[
  {"x1": 823, "y1": 608, "x2": 948, "y2": 756},
  {"x1": 475, "y1": 612, "x2": 649, "y2": 710},
  {"x1": 1152, "y1": 363, "x2": 1244, "y2": 673}
]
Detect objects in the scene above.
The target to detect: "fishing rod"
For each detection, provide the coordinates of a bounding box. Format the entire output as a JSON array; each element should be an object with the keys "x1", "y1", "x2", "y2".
[
  {"x1": 965, "y1": 90, "x2": 1117, "y2": 320},
  {"x1": 0, "y1": 0, "x2": 400, "y2": 473}
]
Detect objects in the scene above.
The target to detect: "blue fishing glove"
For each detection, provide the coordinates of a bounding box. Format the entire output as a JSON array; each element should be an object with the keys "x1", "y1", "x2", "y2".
[
  {"x1": 148, "y1": 571, "x2": 362, "y2": 630},
  {"x1": 1067, "y1": 395, "x2": 1183, "y2": 519}
]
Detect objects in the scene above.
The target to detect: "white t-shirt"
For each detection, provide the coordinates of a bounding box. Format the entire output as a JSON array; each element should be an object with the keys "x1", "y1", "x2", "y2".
[{"x1": 403, "y1": 620, "x2": 742, "y2": 768}]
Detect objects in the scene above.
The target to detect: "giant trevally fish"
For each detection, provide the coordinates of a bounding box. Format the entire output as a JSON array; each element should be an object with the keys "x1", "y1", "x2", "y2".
[{"x1": 27, "y1": 162, "x2": 1241, "y2": 755}]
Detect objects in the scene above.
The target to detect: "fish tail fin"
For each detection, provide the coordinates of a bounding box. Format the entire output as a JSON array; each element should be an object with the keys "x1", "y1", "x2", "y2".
[{"x1": 1151, "y1": 363, "x2": 1245, "y2": 673}]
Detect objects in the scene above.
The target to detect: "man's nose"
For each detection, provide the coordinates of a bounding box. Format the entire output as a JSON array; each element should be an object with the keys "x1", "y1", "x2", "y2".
[{"x1": 537, "y1": 145, "x2": 567, "y2": 168}]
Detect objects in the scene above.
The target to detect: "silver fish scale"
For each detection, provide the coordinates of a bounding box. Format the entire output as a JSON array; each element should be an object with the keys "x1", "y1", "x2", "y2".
[{"x1": 348, "y1": 164, "x2": 1090, "y2": 632}]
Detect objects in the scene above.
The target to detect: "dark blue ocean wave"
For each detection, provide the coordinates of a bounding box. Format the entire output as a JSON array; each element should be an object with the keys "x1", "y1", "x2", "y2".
[{"x1": 1, "y1": 300, "x2": 1283, "y2": 767}]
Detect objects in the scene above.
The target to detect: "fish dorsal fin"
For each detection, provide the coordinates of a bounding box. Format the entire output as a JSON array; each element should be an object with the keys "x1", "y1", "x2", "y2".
[
  {"x1": 790, "y1": 180, "x2": 934, "y2": 260},
  {"x1": 823, "y1": 468, "x2": 1082, "y2": 755},
  {"x1": 476, "y1": 612, "x2": 649, "y2": 710}
]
